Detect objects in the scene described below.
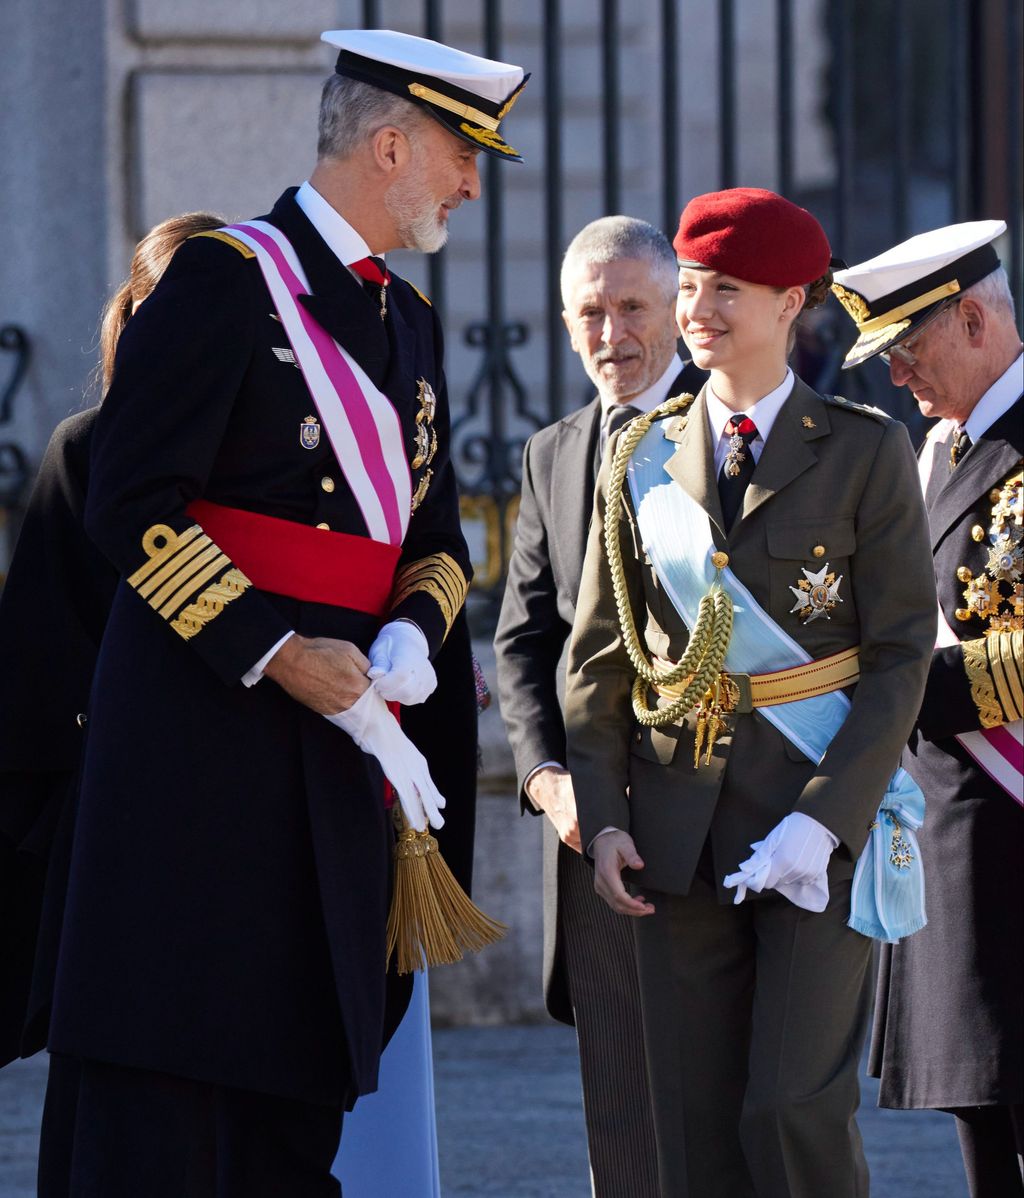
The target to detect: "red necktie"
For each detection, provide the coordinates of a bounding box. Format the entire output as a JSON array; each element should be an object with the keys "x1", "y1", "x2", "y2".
[{"x1": 350, "y1": 256, "x2": 391, "y2": 319}]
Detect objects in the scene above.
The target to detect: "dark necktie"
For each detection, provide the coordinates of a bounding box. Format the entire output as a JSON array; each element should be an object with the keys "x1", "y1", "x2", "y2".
[
  {"x1": 350, "y1": 255, "x2": 391, "y2": 319},
  {"x1": 596, "y1": 403, "x2": 640, "y2": 474},
  {"x1": 950, "y1": 426, "x2": 972, "y2": 470},
  {"x1": 718, "y1": 414, "x2": 758, "y2": 529}
]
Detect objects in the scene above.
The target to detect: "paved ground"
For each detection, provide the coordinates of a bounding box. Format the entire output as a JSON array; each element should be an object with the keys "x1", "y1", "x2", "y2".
[{"x1": 1, "y1": 1025, "x2": 965, "y2": 1196}]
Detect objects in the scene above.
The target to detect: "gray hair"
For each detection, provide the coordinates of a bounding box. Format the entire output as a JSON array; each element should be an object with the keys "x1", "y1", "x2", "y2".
[
  {"x1": 561, "y1": 216, "x2": 678, "y2": 307},
  {"x1": 317, "y1": 74, "x2": 432, "y2": 161},
  {"x1": 964, "y1": 265, "x2": 1017, "y2": 321}
]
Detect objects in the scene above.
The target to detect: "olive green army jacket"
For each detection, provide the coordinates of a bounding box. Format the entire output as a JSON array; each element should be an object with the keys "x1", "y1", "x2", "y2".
[{"x1": 565, "y1": 378, "x2": 937, "y2": 897}]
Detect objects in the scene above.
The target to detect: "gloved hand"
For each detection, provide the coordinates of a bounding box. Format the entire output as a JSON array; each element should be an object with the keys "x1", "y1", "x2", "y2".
[
  {"x1": 723, "y1": 811, "x2": 838, "y2": 912},
  {"x1": 327, "y1": 684, "x2": 445, "y2": 831},
  {"x1": 367, "y1": 620, "x2": 437, "y2": 706}
]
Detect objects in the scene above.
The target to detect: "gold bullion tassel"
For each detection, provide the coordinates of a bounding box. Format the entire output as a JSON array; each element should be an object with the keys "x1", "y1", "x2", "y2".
[{"x1": 386, "y1": 811, "x2": 507, "y2": 975}]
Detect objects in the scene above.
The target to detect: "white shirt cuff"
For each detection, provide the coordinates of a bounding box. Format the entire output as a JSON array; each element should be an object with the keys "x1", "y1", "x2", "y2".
[
  {"x1": 523, "y1": 761, "x2": 566, "y2": 811},
  {"x1": 241, "y1": 630, "x2": 295, "y2": 687},
  {"x1": 586, "y1": 826, "x2": 621, "y2": 857}
]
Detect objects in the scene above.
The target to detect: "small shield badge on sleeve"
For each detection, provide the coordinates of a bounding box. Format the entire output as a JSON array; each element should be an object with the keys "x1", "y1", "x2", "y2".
[{"x1": 300, "y1": 415, "x2": 321, "y2": 450}]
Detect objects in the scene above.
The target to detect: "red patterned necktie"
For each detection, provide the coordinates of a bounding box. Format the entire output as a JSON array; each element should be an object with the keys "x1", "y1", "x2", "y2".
[
  {"x1": 718, "y1": 415, "x2": 759, "y2": 529},
  {"x1": 350, "y1": 255, "x2": 391, "y2": 319}
]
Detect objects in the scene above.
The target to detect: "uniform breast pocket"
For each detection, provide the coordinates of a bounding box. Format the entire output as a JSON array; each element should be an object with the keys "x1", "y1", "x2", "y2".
[{"x1": 766, "y1": 518, "x2": 858, "y2": 630}]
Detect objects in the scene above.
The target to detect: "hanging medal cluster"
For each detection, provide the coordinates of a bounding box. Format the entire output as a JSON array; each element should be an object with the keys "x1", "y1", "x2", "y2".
[{"x1": 956, "y1": 467, "x2": 1023, "y2": 632}]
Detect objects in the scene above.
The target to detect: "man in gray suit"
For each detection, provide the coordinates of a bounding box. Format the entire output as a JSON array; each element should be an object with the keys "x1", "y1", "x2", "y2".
[{"x1": 495, "y1": 216, "x2": 705, "y2": 1196}]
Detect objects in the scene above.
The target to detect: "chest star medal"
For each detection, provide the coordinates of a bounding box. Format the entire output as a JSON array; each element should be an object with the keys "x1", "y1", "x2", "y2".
[
  {"x1": 300, "y1": 415, "x2": 321, "y2": 450},
  {"x1": 789, "y1": 562, "x2": 843, "y2": 622}
]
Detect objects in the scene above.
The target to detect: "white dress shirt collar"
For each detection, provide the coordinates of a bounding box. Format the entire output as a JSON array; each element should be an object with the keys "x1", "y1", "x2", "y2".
[
  {"x1": 705, "y1": 368, "x2": 795, "y2": 469},
  {"x1": 599, "y1": 354, "x2": 684, "y2": 420},
  {"x1": 294, "y1": 180, "x2": 374, "y2": 268},
  {"x1": 963, "y1": 352, "x2": 1023, "y2": 442}
]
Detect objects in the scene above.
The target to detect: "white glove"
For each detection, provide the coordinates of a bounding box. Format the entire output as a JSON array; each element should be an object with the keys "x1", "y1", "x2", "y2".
[
  {"x1": 723, "y1": 812, "x2": 838, "y2": 912},
  {"x1": 367, "y1": 620, "x2": 437, "y2": 706},
  {"x1": 326, "y1": 684, "x2": 445, "y2": 831}
]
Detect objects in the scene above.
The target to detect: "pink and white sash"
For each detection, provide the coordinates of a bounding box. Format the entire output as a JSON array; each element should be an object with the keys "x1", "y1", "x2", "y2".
[
  {"x1": 225, "y1": 222, "x2": 412, "y2": 546},
  {"x1": 919, "y1": 421, "x2": 1023, "y2": 804}
]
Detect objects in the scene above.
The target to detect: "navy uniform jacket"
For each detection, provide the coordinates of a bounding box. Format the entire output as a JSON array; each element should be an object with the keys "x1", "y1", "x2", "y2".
[
  {"x1": 870, "y1": 397, "x2": 1023, "y2": 1109},
  {"x1": 47, "y1": 189, "x2": 472, "y2": 1107}
]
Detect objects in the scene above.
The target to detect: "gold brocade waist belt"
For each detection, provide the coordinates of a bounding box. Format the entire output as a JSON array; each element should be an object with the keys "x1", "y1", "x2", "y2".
[{"x1": 651, "y1": 645, "x2": 861, "y2": 714}]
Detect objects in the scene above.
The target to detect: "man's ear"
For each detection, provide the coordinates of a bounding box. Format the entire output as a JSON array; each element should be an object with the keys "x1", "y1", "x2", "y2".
[
  {"x1": 959, "y1": 297, "x2": 986, "y2": 343},
  {"x1": 372, "y1": 126, "x2": 410, "y2": 175}
]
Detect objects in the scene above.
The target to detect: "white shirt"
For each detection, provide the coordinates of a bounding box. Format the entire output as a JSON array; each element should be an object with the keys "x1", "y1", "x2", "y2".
[
  {"x1": 705, "y1": 368, "x2": 795, "y2": 476},
  {"x1": 243, "y1": 181, "x2": 379, "y2": 687},
  {"x1": 963, "y1": 352, "x2": 1023, "y2": 443}
]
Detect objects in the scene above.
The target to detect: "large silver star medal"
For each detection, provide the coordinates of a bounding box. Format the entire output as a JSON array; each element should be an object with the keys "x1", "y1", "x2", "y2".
[{"x1": 789, "y1": 563, "x2": 843, "y2": 622}]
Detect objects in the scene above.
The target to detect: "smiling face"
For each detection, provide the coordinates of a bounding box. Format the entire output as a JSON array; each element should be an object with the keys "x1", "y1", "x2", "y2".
[
  {"x1": 561, "y1": 258, "x2": 679, "y2": 403},
  {"x1": 384, "y1": 119, "x2": 482, "y2": 253},
  {"x1": 675, "y1": 267, "x2": 804, "y2": 386}
]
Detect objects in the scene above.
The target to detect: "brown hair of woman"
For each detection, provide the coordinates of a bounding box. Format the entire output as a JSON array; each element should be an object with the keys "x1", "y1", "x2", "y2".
[{"x1": 99, "y1": 210, "x2": 225, "y2": 389}]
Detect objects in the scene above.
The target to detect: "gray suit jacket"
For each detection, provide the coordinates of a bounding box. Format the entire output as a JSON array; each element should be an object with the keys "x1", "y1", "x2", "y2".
[
  {"x1": 566, "y1": 378, "x2": 938, "y2": 896},
  {"x1": 495, "y1": 366, "x2": 703, "y2": 1021}
]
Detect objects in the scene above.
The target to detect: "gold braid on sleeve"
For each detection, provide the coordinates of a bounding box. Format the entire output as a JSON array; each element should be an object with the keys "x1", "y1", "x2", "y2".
[
  {"x1": 962, "y1": 636, "x2": 1005, "y2": 728},
  {"x1": 603, "y1": 394, "x2": 735, "y2": 728},
  {"x1": 986, "y1": 629, "x2": 1024, "y2": 723}
]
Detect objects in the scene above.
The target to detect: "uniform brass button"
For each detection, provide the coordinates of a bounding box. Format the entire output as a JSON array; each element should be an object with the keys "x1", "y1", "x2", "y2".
[
  {"x1": 711, "y1": 551, "x2": 729, "y2": 569},
  {"x1": 635, "y1": 732, "x2": 642, "y2": 743},
  {"x1": 956, "y1": 566, "x2": 973, "y2": 583},
  {"x1": 76, "y1": 712, "x2": 88, "y2": 728},
  {"x1": 955, "y1": 608, "x2": 971, "y2": 621},
  {"x1": 971, "y1": 524, "x2": 986, "y2": 542},
  {"x1": 812, "y1": 544, "x2": 826, "y2": 558},
  {"x1": 320, "y1": 476, "x2": 335, "y2": 493},
  {"x1": 315, "y1": 522, "x2": 330, "y2": 530}
]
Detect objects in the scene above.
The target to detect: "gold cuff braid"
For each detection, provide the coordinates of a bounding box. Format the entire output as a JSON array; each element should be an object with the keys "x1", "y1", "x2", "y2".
[
  {"x1": 962, "y1": 636, "x2": 1005, "y2": 728},
  {"x1": 390, "y1": 552, "x2": 469, "y2": 639},
  {"x1": 986, "y1": 629, "x2": 1024, "y2": 723}
]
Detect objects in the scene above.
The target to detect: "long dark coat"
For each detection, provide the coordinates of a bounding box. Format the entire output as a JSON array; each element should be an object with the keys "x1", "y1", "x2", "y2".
[
  {"x1": 869, "y1": 397, "x2": 1024, "y2": 1109},
  {"x1": 45, "y1": 189, "x2": 473, "y2": 1108}
]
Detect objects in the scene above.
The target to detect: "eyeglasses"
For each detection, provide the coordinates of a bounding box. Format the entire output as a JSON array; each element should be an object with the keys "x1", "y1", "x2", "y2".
[{"x1": 880, "y1": 297, "x2": 960, "y2": 366}]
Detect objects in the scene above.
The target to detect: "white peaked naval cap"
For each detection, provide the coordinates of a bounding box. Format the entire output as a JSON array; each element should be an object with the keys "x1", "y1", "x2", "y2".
[
  {"x1": 322, "y1": 29, "x2": 528, "y2": 162},
  {"x1": 831, "y1": 220, "x2": 1006, "y2": 368}
]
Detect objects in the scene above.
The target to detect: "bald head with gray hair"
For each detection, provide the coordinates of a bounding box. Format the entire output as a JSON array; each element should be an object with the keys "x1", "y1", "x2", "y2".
[{"x1": 560, "y1": 216, "x2": 678, "y2": 308}]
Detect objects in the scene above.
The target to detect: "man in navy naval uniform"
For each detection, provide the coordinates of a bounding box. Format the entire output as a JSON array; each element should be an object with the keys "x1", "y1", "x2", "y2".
[{"x1": 38, "y1": 29, "x2": 527, "y2": 1198}]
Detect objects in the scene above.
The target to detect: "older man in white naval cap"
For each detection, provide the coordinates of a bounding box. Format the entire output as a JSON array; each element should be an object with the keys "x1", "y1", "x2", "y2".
[
  {"x1": 34, "y1": 30, "x2": 526, "y2": 1198},
  {"x1": 834, "y1": 224, "x2": 1023, "y2": 1198}
]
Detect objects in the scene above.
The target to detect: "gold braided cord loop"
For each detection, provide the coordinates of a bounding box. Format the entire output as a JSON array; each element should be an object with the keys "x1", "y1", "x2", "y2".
[{"x1": 602, "y1": 394, "x2": 735, "y2": 728}]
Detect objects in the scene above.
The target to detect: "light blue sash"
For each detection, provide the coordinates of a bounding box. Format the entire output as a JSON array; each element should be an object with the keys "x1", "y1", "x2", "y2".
[{"x1": 625, "y1": 421, "x2": 926, "y2": 942}]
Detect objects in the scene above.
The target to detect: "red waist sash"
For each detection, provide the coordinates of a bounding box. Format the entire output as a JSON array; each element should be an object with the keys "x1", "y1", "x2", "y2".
[{"x1": 186, "y1": 499, "x2": 400, "y2": 616}]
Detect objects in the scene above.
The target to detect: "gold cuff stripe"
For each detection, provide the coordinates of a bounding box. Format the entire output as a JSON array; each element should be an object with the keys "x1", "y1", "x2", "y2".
[
  {"x1": 962, "y1": 636, "x2": 1004, "y2": 729},
  {"x1": 390, "y1": 552, "x2": 469, "y2": 638},
  {"x1": 148, "y1": 542, "x2": 225, "y2": 610},
  {"x1": 169, "y1": 567, "x2": 252, "y2": 641},
  {"x1": 856, "y1": 280, "x2": 961, "y2": 334},
  {"x1": 189, "y1": 230, "x2": 256, "y2": 259},
  {"x1": 407, "y1": 82, "x2": 500, "y2": 131},
  {"x1": 135, "y1": 533, "x2": 214, "y2": 601},
  {"x1": 987, "y1": 631, "x2": 1024, "y2": 722},
  {"x1": 128, "y1": 524, "x2": 206, "y2": 590},
  {"x1": 158, "y1": 554, "x2": 232, "y2": 619}
]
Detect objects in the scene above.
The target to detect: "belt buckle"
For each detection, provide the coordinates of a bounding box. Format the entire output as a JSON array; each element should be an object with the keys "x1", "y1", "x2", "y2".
[{"x1": 719, "y1": 672, "x2": 753, "y2": 714}]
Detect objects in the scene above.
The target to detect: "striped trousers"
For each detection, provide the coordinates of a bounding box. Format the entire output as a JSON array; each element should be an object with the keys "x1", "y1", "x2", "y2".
[{"x1": 558, "y1": 841, "x2": 660, "y2": 1198}]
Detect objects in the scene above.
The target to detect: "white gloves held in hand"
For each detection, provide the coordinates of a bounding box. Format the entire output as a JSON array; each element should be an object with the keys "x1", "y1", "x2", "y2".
[
  {"x1": 367, "y1": 620, "x2": 437, "y2": 706},
  {"x1": 327, "y1": 684, "x2": 445, "y2": 832},
  {"x1": 723, "y1": 812, "x2": 838, "y2": 913}
]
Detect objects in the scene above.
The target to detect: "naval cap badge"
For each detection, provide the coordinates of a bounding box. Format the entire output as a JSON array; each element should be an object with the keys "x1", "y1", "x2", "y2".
[
  {"x1": 300, "y1": 415, "x2": 321, "y2": 450},
  {"x1": 789, "y1": 562, "x2": 844, "y2": 622}
]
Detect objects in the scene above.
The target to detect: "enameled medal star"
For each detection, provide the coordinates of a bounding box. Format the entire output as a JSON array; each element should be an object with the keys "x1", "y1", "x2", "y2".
[{"x1": 789, "y1": 563, "x2": 844, "y2": 623}]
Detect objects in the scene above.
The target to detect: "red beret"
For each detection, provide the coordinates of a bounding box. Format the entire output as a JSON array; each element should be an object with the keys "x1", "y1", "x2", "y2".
[{"x1": 673, "y1": 187, "x2": 831, "y2": 287}]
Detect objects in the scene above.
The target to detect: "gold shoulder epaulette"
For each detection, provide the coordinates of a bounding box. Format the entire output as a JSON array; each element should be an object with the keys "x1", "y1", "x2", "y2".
[
  {"x1": 822, "y1": 394, "x2": 890, "y2": 423},
  {"x1": 188, "y1": 230, "x2": 255, "y2": 259}
]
